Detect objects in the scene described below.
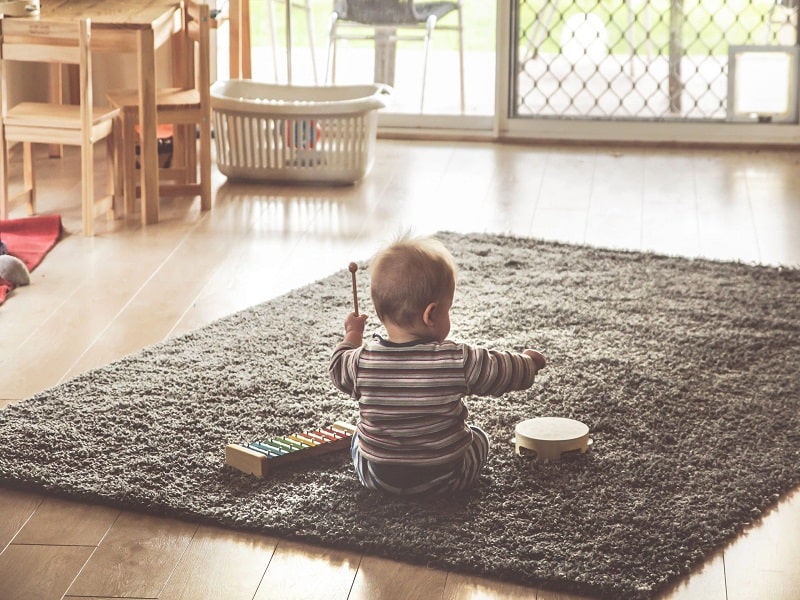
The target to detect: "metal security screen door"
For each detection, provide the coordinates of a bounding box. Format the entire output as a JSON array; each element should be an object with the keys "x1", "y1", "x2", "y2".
[{"x1": 502, "y1": 0, "x2": 800, "y2": 144}]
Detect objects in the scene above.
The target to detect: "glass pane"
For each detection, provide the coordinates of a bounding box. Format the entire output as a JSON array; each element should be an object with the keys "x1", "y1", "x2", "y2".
[
  {"x1": 214, "y1": 0, "x2": 496, "y2": 116},
  {"x1": 513, "y1": 0, "x2": 799, "y2": 121}
]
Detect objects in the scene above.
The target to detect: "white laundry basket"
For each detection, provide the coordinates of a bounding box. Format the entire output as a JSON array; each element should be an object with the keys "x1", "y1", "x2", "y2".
[{"x1": 210, "y1": 80, "x2": 391, "y2": 184}]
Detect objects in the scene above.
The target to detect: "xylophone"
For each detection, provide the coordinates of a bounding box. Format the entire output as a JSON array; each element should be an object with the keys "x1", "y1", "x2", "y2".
[{"x1": 225, "y1": 421, "x2": 357, "y2": 478}]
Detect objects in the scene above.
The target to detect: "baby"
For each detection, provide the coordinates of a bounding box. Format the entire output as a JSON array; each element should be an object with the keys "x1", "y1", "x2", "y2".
[{"x1": 330, "y1": 235, "x2": 546, "y2": 496}]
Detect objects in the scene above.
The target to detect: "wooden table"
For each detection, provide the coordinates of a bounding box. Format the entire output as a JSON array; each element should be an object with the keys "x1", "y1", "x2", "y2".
[{"x1": 36, "y1": 0, "x2": 184, "y2": 226}]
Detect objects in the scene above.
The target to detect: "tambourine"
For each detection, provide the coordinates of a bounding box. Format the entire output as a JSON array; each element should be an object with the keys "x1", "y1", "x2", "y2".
[{"x1": 515, "y1": 417, "x2": 593, "y2": 461}]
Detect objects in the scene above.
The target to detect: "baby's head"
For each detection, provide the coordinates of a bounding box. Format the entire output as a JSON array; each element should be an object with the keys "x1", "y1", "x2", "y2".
[{"x1": 370, "y1": 235, "x2": 456, "y2": 338}]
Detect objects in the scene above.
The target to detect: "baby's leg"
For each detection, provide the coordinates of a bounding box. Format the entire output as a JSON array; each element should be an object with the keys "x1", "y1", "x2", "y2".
[
  {"x1": 451, "y1": 425, "x2": 490, "y2": 491},
  {"x1": 351, "y1": 432, "x2": 442, "y2": 494},
  {"x1": 350, "y1": 427, "x2": 490, "y2": 495},
  {"x1": 350, "y1": 430, "x2": 384, "y2": 492}
]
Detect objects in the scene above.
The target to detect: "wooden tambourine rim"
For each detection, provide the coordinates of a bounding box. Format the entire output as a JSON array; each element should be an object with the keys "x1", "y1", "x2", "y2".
[{"x1": 514, "y1": 417, "x2": 592, "y2": 460}]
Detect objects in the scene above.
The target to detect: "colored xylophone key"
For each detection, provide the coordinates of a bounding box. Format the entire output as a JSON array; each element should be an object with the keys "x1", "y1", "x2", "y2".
[{"x1": 225, "y1": 421, "x2": 357, "y2": 478}]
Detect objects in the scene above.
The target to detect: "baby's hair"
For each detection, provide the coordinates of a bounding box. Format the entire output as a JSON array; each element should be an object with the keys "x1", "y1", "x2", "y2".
[{"x1": 370, "y1": 235, "x2": 457, "y2": 328}]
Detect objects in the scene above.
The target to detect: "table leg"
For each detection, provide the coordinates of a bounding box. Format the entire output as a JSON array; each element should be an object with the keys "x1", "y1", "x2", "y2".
[{"x1": 138, "y1": 28, "x2": 160, "y2": 225}]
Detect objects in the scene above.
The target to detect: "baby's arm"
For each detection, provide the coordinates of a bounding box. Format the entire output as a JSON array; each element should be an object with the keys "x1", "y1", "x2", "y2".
[
  {"x1": 343, "y1": 311, "x2": 367, "y2": 347},
  {"x1": 523, "y1": 349, "x2": 547, "y2": 371},
  {"x1": 464, "y1": 345, "x2": 546, "y2": 396},
  {"x1": 329, "y1": 312, "x2": 368, "y2": 397}
]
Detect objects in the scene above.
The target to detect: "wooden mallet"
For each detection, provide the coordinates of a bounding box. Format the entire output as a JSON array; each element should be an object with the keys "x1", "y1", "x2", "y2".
[{"x1": 348, "y1": 262, "x2": 359, "y2": 316}]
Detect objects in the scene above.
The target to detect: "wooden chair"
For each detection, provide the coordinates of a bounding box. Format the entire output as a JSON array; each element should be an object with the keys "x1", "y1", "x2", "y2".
[
  {"x1": 326, "y1": 0, "x2": 465, "y2": 112},
  {"x1": 106, "y1": 0, "x2": 212, "y2": 215},
  {"x1": 764, "y1": 0, "x2": 800, "y2": 43},
  {"x1": 0, "y1": 18, "x2": 119, "y2": 236}
]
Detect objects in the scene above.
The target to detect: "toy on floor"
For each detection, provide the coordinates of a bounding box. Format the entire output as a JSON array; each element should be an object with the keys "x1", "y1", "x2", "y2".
[
  {"x1": 0, "y1": 254, "x2": 30, "y2": 286},
  {"x1": 515, "y1": 417, "x2": 593, "y2": 461},
  {"x1": 225, "y1": 422, "x2": 356, "y2": 478}
]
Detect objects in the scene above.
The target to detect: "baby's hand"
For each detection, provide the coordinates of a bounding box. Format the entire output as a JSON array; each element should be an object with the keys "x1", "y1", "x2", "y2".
[
  {"x1": 344, "y1": 312, "x2": 367, "y2": 335},
  {"x1": 524, "y1": 349, "x2": 547, "y2": 371}
]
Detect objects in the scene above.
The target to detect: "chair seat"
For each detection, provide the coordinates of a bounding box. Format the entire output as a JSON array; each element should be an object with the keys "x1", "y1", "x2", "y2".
[
  {"x1": 4, "y1": 102, "x2": 118, "y2": 145},
  {"x1": 328, "y1": 0, "x2": 465, "y2": 112},
  {"x1": 5, "y1": 102, "x2": 118, "y2": 129},
  {"x1": 338, "y1": 1, "x2": 458, "y2": 25},
  {"x1": 0, "y1": 18, "x2": 118, "y2": 235},
  {"x1": 107, "y1": 88, "x2": 201, "y2": 111},
  {"x1": 412, "y1": 2, "x2": 460, "y2": 22}
]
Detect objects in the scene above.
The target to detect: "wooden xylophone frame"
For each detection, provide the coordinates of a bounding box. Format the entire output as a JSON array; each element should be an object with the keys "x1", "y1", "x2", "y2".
[{"x1": 225, "y1": 421, "x2": 357, "y2": 478}]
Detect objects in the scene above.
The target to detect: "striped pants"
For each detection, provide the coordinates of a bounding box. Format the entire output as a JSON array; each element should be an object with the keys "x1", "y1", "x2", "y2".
[{"x1": 350, "y1": 426, "x2": 490, "y2": 497}]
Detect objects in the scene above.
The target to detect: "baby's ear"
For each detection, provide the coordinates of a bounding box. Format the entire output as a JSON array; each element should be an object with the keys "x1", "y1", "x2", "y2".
[{"x1": 422, "y1": 302, "x2": 438, "y2": 327}]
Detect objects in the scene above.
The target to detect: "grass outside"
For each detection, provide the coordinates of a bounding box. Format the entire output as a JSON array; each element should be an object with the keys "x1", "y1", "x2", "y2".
[{"x1": 247, "y1": 0, "x2": 779, "y2": 58}]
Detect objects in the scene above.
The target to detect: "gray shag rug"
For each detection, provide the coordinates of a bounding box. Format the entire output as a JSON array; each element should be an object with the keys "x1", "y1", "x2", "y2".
[{"x1": 1, "y1": 232, "x2": 799, "y2": 599}]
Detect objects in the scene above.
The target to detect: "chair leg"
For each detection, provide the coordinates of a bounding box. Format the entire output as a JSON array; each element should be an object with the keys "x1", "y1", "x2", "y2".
[
  {"x1": 268, "y1": 0, "x2": 280, "y2": 81},
  {"x1": 81, "y1": 140, "x2": 94, "y2": 236},
  {"x1": 522, "y1": 1, "x2": 558, "y2": 64},
  {"x1": 22, "y1": 142, "x2": 35, "y2": 215},
  {"x1": 764, "y1": 2, "x2": 779, "y2": 43},
  {"x1": 186, "y1": 125, "x2": 197, "y2": 182},
  {"x1": 199, "y1": 119, "x2": 212, "y2": 211},
  {"x1": 0, "y1": 141, "x2": 36, "y2": 218},
  {"x1": 420, "y1": 15, "x2": 437, "y2": 113},
  {"x1": 625, "y1": 0, "x2": 652, "y2": 76},
  {"x1": 112, "y1": 116, "x2": 125, "y2": 217},
  {"x1": 0, "y1": 137, "x2": 8, "y2": 220},
  {"x1": 48, "y1": 64, "x2": 64, "y2": 159},
  {"x1": 106, "y1": 133, "x2": 118, "y2": 221},
  {"x1": 456, "y1": 6, "x2": 465, "y2": 113},
  {"x1": 326, "y1": 14, "x2": 339, "y2": 85},
  {"x1": 123, "y1": 111, "x2": 137, "y2": 215},
  {"x1": 174, "y1": 123, "x2": 195, "y2": 184},
  {"x1": 303, "y1": 0, "x2": 318, "y2": 84}
]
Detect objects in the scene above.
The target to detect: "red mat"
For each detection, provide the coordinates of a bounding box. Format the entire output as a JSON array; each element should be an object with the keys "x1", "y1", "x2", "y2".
[{"x1": 0, "y1": 215, "x2": 63, "y2": 305}]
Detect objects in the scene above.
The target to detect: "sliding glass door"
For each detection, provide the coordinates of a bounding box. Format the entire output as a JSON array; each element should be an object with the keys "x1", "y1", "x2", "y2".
[
  {"x1": 499, "y1": 0, "x2": 800, "y2": 144},
  {"x1": 212, "y1": 1, "x2": 800, "y2": 144}
]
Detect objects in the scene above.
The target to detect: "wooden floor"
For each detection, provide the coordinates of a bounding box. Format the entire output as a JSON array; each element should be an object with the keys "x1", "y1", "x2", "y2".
[{"x1": 1, "y1": 139, "x2": 799, "y2": 599}]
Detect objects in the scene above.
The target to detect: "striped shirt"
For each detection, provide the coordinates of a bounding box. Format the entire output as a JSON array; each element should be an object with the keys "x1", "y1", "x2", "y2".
[{"x1": 330, "y1": 336, "x2": 539, "y2": 467}]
